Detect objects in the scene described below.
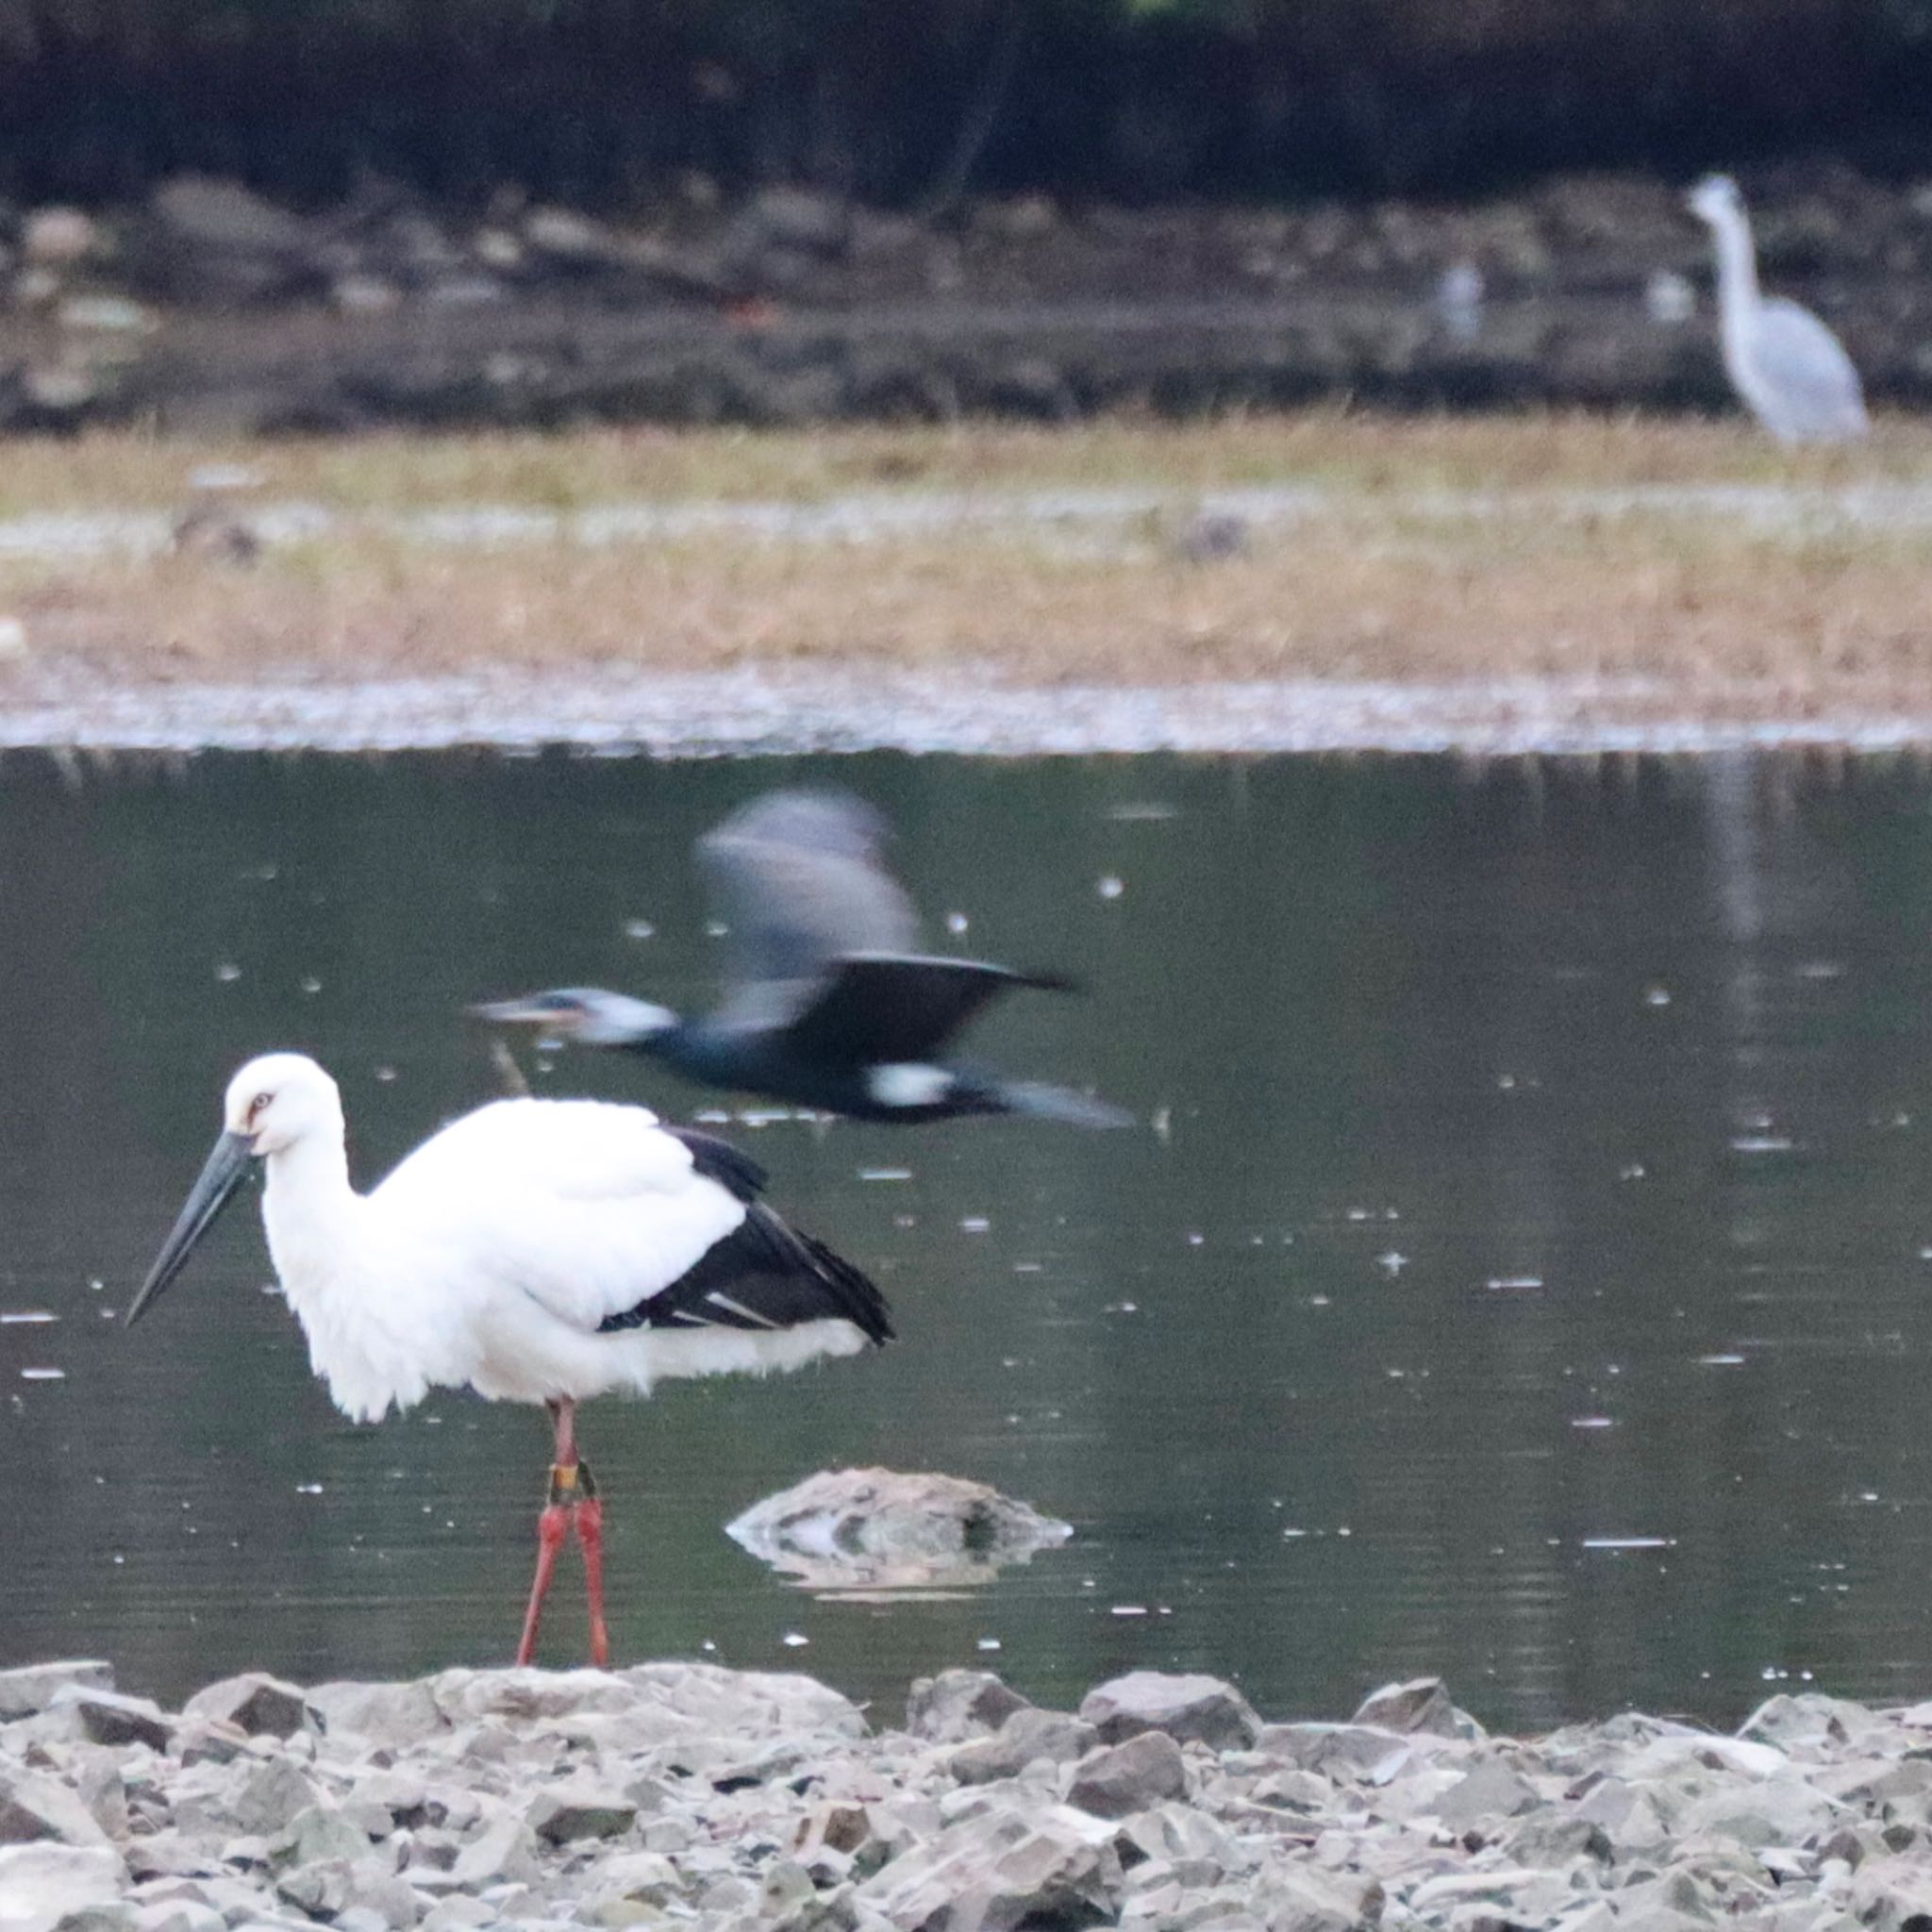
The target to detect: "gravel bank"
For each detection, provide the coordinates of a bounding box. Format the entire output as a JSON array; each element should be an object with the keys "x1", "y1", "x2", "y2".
[{"x1": 3, "y1": 1657, "x2": 1931, "y2": 1932}]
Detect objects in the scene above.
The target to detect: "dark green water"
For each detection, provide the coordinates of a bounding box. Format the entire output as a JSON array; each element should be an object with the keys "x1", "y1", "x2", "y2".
[{"x1": 6, "y1": 748, "x2": 1932, "y2": 1732}]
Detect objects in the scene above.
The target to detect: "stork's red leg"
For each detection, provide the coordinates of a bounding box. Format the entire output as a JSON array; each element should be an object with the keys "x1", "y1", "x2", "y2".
[
  {"x1": 514, "y1": 1501, "x2": 571, "y2": 1666},
  {"x1": 575, "y1": 1492, "x2": 609, "y2": 1668},
  {"x1": 514, "y1": 1397, "x2": 578, "y2": 1667}
]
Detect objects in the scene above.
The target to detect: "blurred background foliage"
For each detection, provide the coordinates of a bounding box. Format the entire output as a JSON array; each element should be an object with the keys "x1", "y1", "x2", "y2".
[{"x1": 0, "y1": 0, "x2": 1921, "y2": 208}]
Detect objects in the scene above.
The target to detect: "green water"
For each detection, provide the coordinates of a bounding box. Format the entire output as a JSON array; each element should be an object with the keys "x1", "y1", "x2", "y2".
[{"x1": 6, "y1": 748, "x2": 1932, "y2": 1731}]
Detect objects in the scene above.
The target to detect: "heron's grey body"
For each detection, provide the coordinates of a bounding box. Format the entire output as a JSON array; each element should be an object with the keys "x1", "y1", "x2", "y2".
[{"x1": 1688, "y1": 175, "x2": 1867, "y2": 446}]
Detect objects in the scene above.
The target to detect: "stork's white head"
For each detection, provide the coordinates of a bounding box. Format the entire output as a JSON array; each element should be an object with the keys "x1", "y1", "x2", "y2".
[
  {"x1": 223, "y1": 1052, "x2": 343, "y2": 1157},
  {"x1": 1688, "y1": 174, "x2": 1742, "y2": 227}
]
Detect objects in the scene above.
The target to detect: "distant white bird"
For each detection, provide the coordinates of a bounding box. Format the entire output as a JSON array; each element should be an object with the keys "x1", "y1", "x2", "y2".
[
  {"x1": 1645, "y1": 269, "x2": 1696, "y2": 326},
  {"x1": 128, "y1": 1054, "x2": 891, "y2": 1667},
  {"x1": 1434, "y1": 261, "x2": 1485, "y2": 344},
  {"x1": 1686, "y1": 174, "x2": 1867, "y2": 444}
]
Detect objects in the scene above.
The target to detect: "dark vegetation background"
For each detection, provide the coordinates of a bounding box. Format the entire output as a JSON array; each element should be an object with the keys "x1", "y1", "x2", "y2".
[{"x1": 3, "y1": 0, "x2": 1928, "y2": 211}]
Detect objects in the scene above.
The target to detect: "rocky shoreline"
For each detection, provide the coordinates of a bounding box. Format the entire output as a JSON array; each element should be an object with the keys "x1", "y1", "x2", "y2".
[
  {"x1": 1, "y1": 167, "x2": 1926, "y2": 431},
  {"x1": 3, "y1": 1656, "x2": 1930, "y2": 1932}
]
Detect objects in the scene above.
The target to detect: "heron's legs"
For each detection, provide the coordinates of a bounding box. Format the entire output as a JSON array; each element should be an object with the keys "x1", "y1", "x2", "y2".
[{"x1": 513, "y1": 1397, "x2": 610, "y2": 1668}]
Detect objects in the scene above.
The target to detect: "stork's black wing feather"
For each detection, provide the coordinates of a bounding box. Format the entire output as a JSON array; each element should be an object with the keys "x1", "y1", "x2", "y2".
[
  {"x1": 695, "y1": 791, "x2": 920, "y2": 1013},
  {"x1": 664, "y1": 1126, "x2": 767, "y2": 1204},
  {"x1": 776, "y1": 953, "x2": 1076, "y2": 1066},
  {"x1": 598, "y1": 1204, "x2": 892, "y2": 1345}
]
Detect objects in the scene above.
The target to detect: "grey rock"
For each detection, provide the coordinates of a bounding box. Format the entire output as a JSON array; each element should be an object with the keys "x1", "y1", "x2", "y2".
[
  {"x1": 1254, "y1": 1721, "x2": 1414, "y2": 1781},
  {"x1": 21, "y1": 209, "x2": 98, "y2": 268},
  {"x1": 1257, "y1": 1869, "x2": 1379, "y2": 1932},
  {"x1": 229, "y1": 1761, "x2": 322, "y2": 1837},
  {"x1": 583, "y1": 1850, "x2": 683, "y2": 1907},
  {"x1": 182, "y1": 1674, "x2": 314, "y2": 1740},
  {"x1": 795, "y1": 1803, "x2": 874, "y2": 1859},
  {"x1": 419, "y1": 1904, "x2": 494, "y2": 1932},
  {"x1": 0, "y1": 1768, "x2": 110, "y2": 1848},
  {"x1": 1431, "y1": 1758, "x2": 1540, "y2": 1830},
  {"x1": 274, "y1": 1859, "x2": 351, "y2": 1920},
  {"x1": 905, "y1": 1671, "x2": 1032, "y2": 1743},
  {"x1": 151, "y1": 176, "x2": 306, "y2": 256},
  {"x1": 268, "y1": 1805, "x2": 370, "y2": 1871},
  {"x1": 1740, "y1": 1693, "x2": 1886, "y2": 1755},
  {"x1": 0, "y1": 1843, "x2": 128, "y2": 1928},
  {"x1": 1079, "y1": 1673, "x2": 1261, "y2": 1753},
  {"x1": 49, "y1": 1688, "x2": 172, "y2": 1754},
  {"x1": 448, "y1": 1818, "x2": 540, "y2": 1890},
  {"x1": 951, "y1": 1710, "x2": 1097, "y2": 1786},
  {"x1": 1067, "y1": 1732, "x2": 1188, "y2": 1819},
  {"x1": 858, "y1": 1802, "x2": 1121, "y2": 1932},
  {"x1": 1351, "y1": 1676, "x2": 1475, "y2": 1739},
  {"x1": 1683, "y1": 1774, "x2": 1843, "y2": 1847},
  {"x1": 340, "y1": 1858, "x2": 420, "y2": 1930},
  {"x1": 172, "y1": 1719, "x2": 253, "y2": 1768},
  {"x1": 743, "y1": 187, "x2": 852, "y2": 257},
  {"x1": 71, "y1": 1760, "x2": 125, "y2": 1841},
  {"x1": 727, "y1": 1468, "x2": 1071, "y2": 1591},
  {"x1": 1502, "y1": 1810, "x2": 1612, "y2": 1865},
  {"x1": 523, "y1": 208, "x2": 611, "y2": 262},
  {"x1": 525, "y1": 1784, "x2": 636, "y2": 1843},
  {"x1": 53, "y1": 1911, "x2": 137, "y2": 1932},
  {"x1": 307, "y1": 1680, "x2": 446, "y2": 1749},
  {"x1": 0, "y1": 1662, "x2": 113, "y2": 1721}
]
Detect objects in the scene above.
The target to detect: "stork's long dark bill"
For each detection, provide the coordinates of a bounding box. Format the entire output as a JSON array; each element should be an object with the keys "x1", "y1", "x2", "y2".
[{"x1": 126, "y1": 1130, "x2": 255, "y2": 1327}]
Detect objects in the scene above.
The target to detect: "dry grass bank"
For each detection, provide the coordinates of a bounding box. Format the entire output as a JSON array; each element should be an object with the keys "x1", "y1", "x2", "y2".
[{"x1": 4, "y1": 412, "x2": 1932, "y2": 716}]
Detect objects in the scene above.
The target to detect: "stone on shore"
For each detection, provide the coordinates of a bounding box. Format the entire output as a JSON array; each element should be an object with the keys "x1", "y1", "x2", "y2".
[
  {"x1": 181, "y1": 1673, "x2": 315, "y2": 1740},
  {"x1": 7, "y1": 1657, "x2": 1932, "y2": 1932},
  {"x1": 1353, "y1": 1674, "x2": 1481, "y2": 1739},
  {"x1": 1078, "y1": 1671, "x2": 1261, "y2": 1752},
  {"x1": 47, "y1": 1688, "x2": 173, "y2": 1754},
  {"x1": 1066, "y1": 1730, "x2": 1188, "y2": 1817},
  {"x1": 0, "y1": 1843, "x2": 126, "y2": 1932},
  {"x1": 0, "y1": 1663, "x2": 112, "y2": 1721},
  {"x1": 906, "y1": 1670, "x2": 1032, "y2": 1743}
]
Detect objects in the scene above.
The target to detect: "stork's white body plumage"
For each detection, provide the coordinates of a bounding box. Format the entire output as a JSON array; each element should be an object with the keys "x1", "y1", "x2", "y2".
[
  {"x1": 131, "y1": 1053, "x2": 891, "y2": 1665},
  {"x1": 1688, "y1": 174, "x2": 1867, "y2": 446},
  {"x1": 262, "y1": 1089, "x2": 864, "y2": 1422}
]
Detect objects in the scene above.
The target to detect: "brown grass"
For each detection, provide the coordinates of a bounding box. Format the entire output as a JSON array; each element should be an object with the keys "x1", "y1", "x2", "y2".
[{"x1": 5, "y1": 412, "x2": 1932, "y2": 712}]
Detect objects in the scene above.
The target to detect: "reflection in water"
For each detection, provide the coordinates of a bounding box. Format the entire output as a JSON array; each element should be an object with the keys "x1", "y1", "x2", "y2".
[{"x1": 6, "y1": 749, "x2": 1932, "y2": 1729}]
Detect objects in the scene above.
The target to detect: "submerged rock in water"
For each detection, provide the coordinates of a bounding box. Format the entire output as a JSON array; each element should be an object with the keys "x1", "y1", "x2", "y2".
[{"x1": 724, "y1": 1466, "x2": 1073, "y2": 1591}]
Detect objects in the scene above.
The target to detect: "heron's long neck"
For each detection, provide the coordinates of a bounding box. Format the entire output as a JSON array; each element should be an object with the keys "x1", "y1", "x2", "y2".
[
  {"x1": 260, "y1": 1133, "x2": 363, "y2": 1298},
  {"x1": 1710, "y1": 208, "x2": 1761, "y2": 325}
]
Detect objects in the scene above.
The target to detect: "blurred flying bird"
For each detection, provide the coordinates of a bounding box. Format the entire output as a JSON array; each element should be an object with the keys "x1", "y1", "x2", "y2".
[
  {"x1": 474, "y1": 789, "x2": 1129, "y2": 1127},
  {"x1": 1686, "y1": 175, "x2": 1867, "y2": 444},
  {"x1": 127, "y1": 1053, "x2": 890, "y2": 1667}
]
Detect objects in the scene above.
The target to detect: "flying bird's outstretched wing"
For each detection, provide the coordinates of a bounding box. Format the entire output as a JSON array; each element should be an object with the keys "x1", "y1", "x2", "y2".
[
  {"x1": 779, "y1": 953, "x2": 1076, "y2": 1064},
  {"x1": 695, "y1": 790, "x2": 921, "y2": 1025}
]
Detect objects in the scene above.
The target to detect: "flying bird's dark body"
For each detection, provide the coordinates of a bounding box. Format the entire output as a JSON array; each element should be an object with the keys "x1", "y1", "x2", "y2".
[{"x1": 475, "y1": 790, "x2": 1129, "y2": 1129}]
